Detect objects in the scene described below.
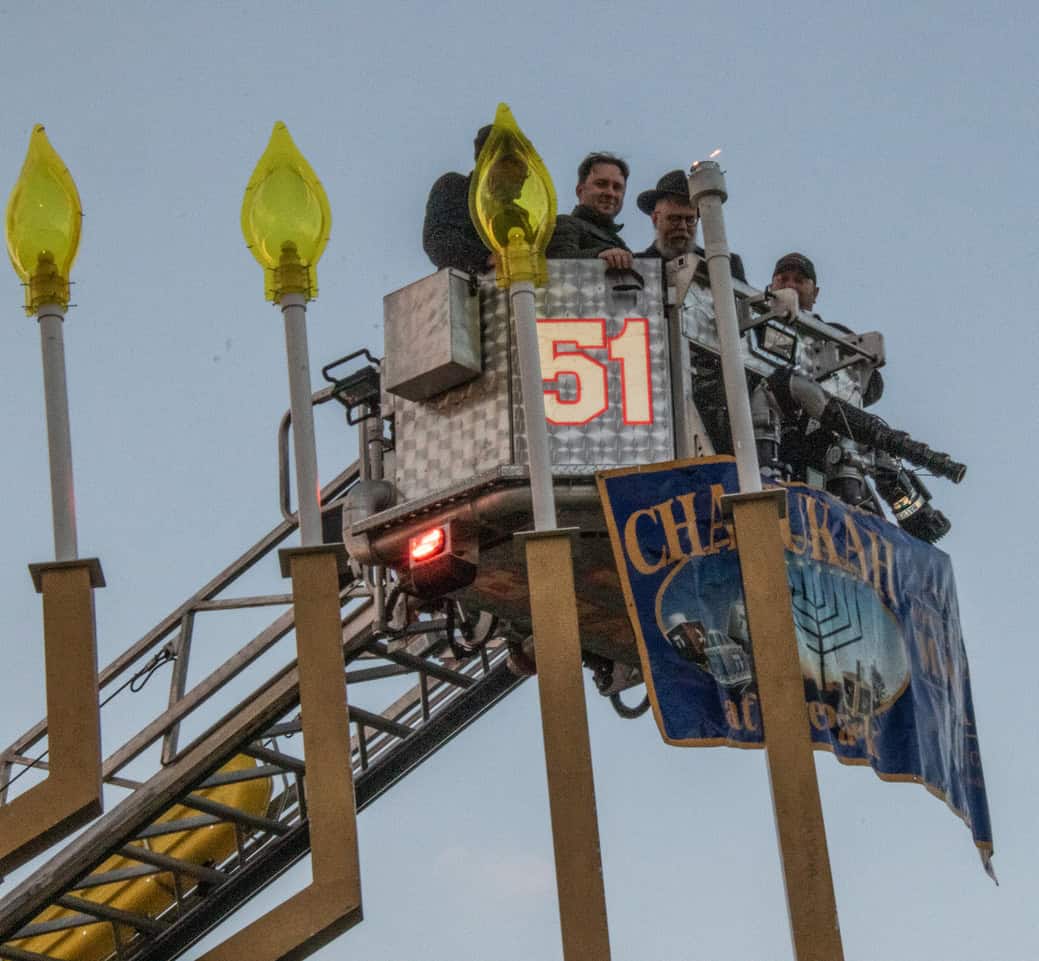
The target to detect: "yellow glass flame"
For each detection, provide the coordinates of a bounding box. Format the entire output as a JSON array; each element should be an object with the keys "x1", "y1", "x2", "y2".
[
  {"x1": 5, "y1": 125, "x2": 82, "y2": 315},
  {"x1": 240, "y1": 122, "x2": 332, "y2": 302},
  {"x1": 468, "y1": 103, "x2": 556, "y2": 288}
]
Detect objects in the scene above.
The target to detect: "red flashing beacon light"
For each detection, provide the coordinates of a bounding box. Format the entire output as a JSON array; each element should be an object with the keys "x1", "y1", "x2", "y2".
[
  {"x1": 404, "y1": 521, "x2": 478, "y2": 598},
  {"x1": 410, "y1": 527, "x2": 446, "y2": 563}
]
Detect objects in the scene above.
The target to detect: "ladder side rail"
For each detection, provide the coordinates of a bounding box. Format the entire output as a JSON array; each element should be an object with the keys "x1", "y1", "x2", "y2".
[
  {"x1": 119, "y1": 651, "x2": 523, "y2": 961},
  {"x1": 101, "y1": 608, "x2": 297, "y2": 782},
  {"x1": 3, "y1": 521, "x2": 293, "y2": 765},
  {"x1": 162, "y1": 600, "x2": 374, "y2": 778},
  {"x1": 0, "y1": 598, "x2": 374, "y2": 939},
  {"x1": 0, "y1": 604, "x2": 376, "y2": 938},
  {"x1": 0, "y1": 619, "x2": 517, "y2": 958}
]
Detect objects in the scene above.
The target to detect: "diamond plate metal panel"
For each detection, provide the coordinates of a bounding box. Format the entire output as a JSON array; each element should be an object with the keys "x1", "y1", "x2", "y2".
[
  {"x1": 387, "y1": 260, "x2": 675, "y2": 502},
  {"x1": 383, "y1": 269, "x2": 481, "y2": 401},
  {"x1": 512, "y1": 258, "x2": 674, "y2": 472},
  {"x1": 386, "y1": 273, "x2": 513, "y2": 502}
]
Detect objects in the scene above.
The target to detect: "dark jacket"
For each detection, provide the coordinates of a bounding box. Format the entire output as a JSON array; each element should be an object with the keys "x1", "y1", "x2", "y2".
[
  {"x1": 546, "y1": 205, "x2": 629, "y2": 259},
  {"x1": 422, "y1": 171, "x2": 490, "y2": 274},
  {"x1": 636, "y1": 241, "x2": 747, "y2": 283}
]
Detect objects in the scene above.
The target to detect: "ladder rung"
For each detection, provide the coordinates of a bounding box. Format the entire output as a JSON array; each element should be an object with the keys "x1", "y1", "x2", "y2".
[
  {"x1": 179, "y1": 796, "x2": 288, "y2": 835},
  {"x1": 56, "y1": 895, "x2": 166, "y2": 934},
  {"x1": 262, "y1": 720, "x2": 302, "y2": 738},
  {"x1": 348, "y1": 706, "x2": 412, "y2": 739},
  {"x1": 345, "y1": 664, "x2": 412, "y2": 683},
  {"x1": 369, "y1": 641, "x2": 475, "y2": 688},
  {"x1": 197, "y1": 764, "x2": 284, "y2": 789},
  {"x1": 192, "y1": 594, "x2": 294, "y2": 610},
  {"x1": 12, "y1": 912, "x2": 98, "y2": 939},
  {"x1": 0, "y1": 944, "x2": 71, "y2": 961},
  {"x1": 242, "y1": 743, "x2": 305, "y2": 774},
  {"x1": 135, "y1": 814, "x2": 222, "y2": 840},
  {"x1": 73, "y1": 863, "x2": 157, "y2": 890},
  {"x1": 117, "y1": 845, "x2": 226, "y2": 884}
]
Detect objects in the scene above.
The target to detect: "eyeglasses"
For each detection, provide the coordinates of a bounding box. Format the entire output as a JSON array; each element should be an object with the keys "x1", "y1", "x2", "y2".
[{"x1": 664, "y1": 214, "x2": 698, "y2": 228}]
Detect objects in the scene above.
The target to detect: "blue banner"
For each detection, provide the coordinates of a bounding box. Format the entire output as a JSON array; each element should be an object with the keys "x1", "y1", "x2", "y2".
[{"x1": 597, "y1": 457, "x2": 993, "y2": 870}]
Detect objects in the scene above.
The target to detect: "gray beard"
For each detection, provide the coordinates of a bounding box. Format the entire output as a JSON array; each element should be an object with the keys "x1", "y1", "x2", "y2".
[{"x1": 657, "y1": 237, "x2": 693, "y2": 260}]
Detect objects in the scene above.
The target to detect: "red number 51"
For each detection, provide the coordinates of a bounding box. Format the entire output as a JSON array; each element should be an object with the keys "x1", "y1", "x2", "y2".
[{"x1": 536, "y1": 318, "x2": 653, "y2": 426}]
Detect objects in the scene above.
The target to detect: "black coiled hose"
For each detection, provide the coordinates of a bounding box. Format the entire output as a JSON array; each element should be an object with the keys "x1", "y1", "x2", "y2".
[{"x1": 610, "y1": 690, "x2": 651, "y2": 719}]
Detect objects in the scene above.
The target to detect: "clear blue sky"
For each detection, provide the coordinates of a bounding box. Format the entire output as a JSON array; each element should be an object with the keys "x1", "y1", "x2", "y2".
[{"x1": 1, "y1": 2, "x2": 1036, "y2": 959}]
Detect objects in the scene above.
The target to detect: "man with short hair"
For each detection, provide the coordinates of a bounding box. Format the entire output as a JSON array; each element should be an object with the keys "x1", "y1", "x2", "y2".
[
  {"x1": 635, "y1": 170, "x2": 746, "y2": 281},
  {"x1": 546, "y1": 152, "x2": 632, "y2": 269},
  {"x1": 422, "y1": 125, "x2": 495, "y2": 274}
]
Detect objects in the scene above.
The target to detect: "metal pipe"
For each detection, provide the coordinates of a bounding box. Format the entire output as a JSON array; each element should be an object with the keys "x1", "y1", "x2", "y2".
[
  {"x1": 38, "y1": 304, "x2": 78, "y2": 560},
  {"x1": 0, "y1": 461, "x2": 359, "y2": 762},
  {"x1": 106, "y1": 600, "x2": 374, "y2": 777},
  {"x1": 280, "y1": 293, "x2": 322, "y2": 546},
  {"x1": 278, "y1": 386, "x2": 340, "y2": 523},
  {"x1": 665, "y1": 299, "x2": 694, "y2": 459},
  {"x1": 687, "y1": 163, "x2": 761, "y2": 494},
  {"x1": 510, "y1": 281, "x2": 557, "y2": 531},
  {"x1": 361, "y1": 409, "x2": 386, "y2": 622},
  {"x1": 358, "y1": 412, "x2": 371, "y2": 483},
  {"x1": 364, "y1": 410, "x2": 384, "y2": 485}
]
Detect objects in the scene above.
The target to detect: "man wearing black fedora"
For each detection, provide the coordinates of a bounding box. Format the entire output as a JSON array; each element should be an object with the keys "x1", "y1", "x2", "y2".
[{"x1": 635, "y1": 170, "x2": 747, "y2": 282}]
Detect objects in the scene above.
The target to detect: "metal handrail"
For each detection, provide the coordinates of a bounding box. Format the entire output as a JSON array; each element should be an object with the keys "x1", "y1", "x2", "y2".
[
  {"x1": 0, "y1": 459, "x2": 360, "y2": 784},
  {"x1": 277, "y1": 386, "x2": 339, "y2": 523},
  {"x1": 0, "y1": 612, "x2": 521, "y2": 949}
]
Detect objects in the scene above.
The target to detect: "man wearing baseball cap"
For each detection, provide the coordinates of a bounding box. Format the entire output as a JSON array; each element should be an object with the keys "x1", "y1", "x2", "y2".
[
  {"x1": 770, "y1": 252, "x2": 819, "y2": 311},
  {"x1": 634, "y1": 170, "x2": 746, "y2": 282},
  {"x1": 770, "y1": 251, "x2": 883, "y2": 406}
]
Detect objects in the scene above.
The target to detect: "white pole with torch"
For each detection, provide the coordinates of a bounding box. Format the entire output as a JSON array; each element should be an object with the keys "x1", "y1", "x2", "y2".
[
  {"x1": 6, "y1": 124, "x2": 87, "y2": 562},
  {"x1": 38, "y1": 301, "x2": 78, "y2": 560},
  {"x1": 470, "y1": 103, "x2": 611, "y2": 961},
  {"x1": 226, "y1": 123, "x2": 365, "y2": 961},
  {"x1": 511, "y1": 278, "x2": 557, "y2": 532},
  {"x1": 0, "y1": 124, "x2": 104, "y2": 877},
  {"x1": 688, "y1": 159, "x2": 760, "y2": 493},
  {"x1": 280, "y1": 285, "x2": 322, "y2": 546},
  {"x1": 240, "y1": 123, "x2": 333, "y2": 548},
  {"x1": 688, "y1": 157, "x2": 845, "y2": 961}
]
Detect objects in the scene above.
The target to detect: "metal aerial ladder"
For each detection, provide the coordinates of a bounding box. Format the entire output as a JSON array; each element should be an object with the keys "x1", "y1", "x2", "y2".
[
  {"x1": 0, "y1": 442, "x2": 526, "y2": 961},
  {"x1": 0, "y1": 243, "x2": 923, "y2": 961}
]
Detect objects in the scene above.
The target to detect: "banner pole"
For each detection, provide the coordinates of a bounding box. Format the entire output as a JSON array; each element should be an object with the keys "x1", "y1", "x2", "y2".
[{"x1": 688, "y1": 159, "x2": 845, "y2": 961}]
